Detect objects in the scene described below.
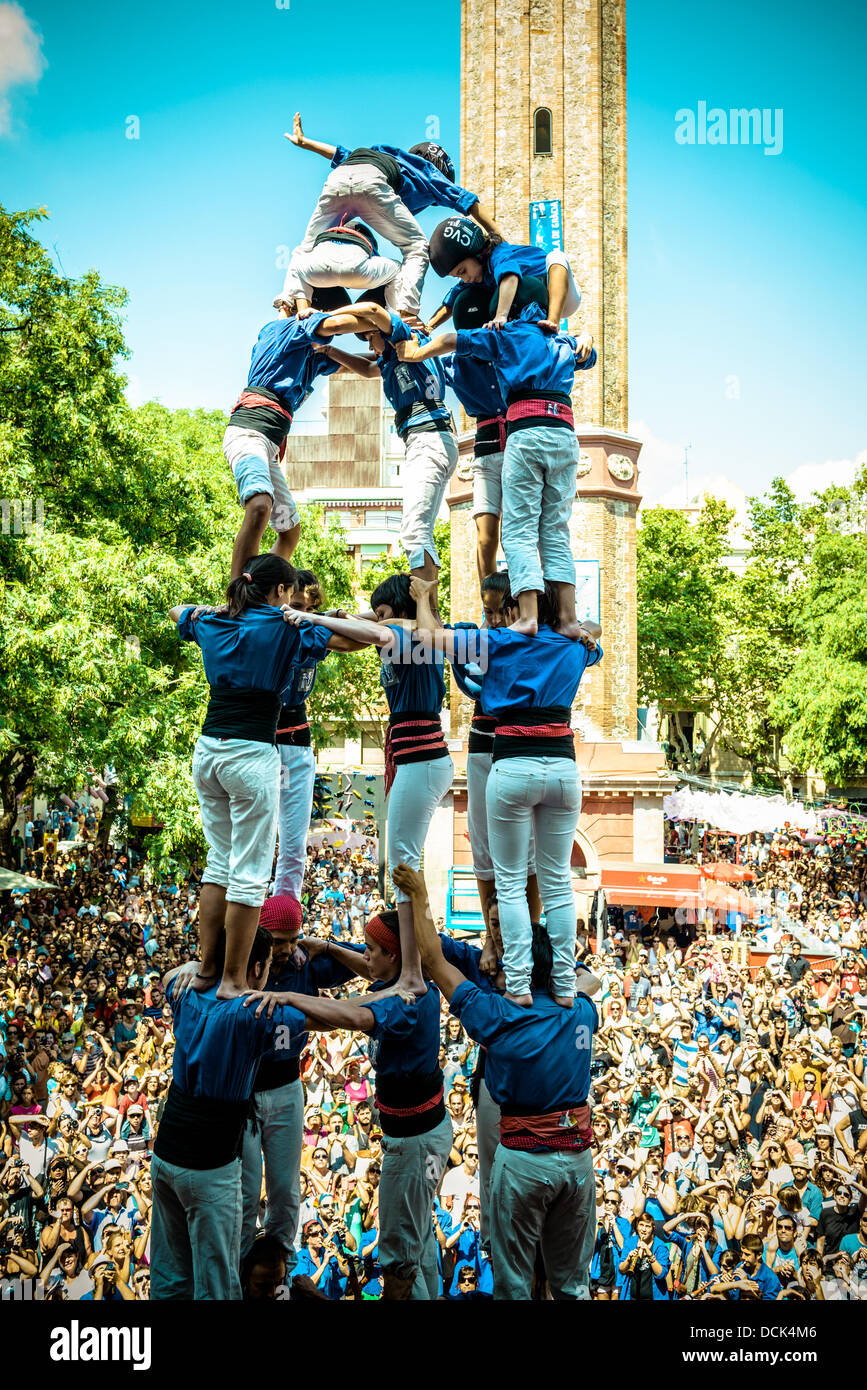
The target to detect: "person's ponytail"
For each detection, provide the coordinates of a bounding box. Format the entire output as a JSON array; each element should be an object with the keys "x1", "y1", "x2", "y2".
[{"x1": 225, "y1": 554, "x2": 297, "y2": 618}]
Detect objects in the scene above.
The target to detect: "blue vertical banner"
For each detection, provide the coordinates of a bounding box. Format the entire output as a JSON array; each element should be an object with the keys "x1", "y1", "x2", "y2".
[
  {"x1": 529, "y1": 200, "x2": 567, "y2": 326},
  {"x1": 530, "y1": 198, "x2": 564, "y2": 253}
]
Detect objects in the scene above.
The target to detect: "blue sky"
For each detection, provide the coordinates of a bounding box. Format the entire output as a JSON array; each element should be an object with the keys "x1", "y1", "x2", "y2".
[{"x1": 1, "y1": 0, "x2": 865, "y2": 505}]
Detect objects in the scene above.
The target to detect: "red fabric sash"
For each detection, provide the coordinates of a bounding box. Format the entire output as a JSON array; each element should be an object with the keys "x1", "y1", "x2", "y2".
[
  {"x1": 384, "y1": 720, "x2": 446, "y2": 794},
  {"x1": 500, "y1": 1102, "x2": 592, "y2": 1152},
  {"x1": 475, "y1": 414, "x2": 507, "y2": 453},
  {"x1": 231, "y1": 390, "x2": 293, "y2": 421},
  {"x1": 275, "y1": 721, "x2": 310, "y2": 735},
  {"x1": 231, "y1": 391, "x2": 294, "y2": 463},
  {"x1": 505, "y1": 399, "x2": 575, "y2": 429},
  {"x1": 496, "y1": 723, "x2": 572, "y2": 739},
  {"x1": 375, "y1": 1086, "x2": 444, "y2": 1118}
]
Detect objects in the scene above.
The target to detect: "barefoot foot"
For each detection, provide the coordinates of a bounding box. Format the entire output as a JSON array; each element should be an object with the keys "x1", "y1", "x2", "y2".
[
  {"x1": 190, "y1": 970, "x2": 218, "y2": 995},
  {"x1": 510, "y1": 618, "x2": 538, "y2": 638},
  {"x1": 559, "y1": 621, "x2": 594, "y2": 645},
  {"x1": 554, "y1": 995, "x2": 575, "y2": 1009},
  {"x1": 215, "y1": 981, "x2": 252, "y2": 1001},
  {"x1": 505, "y1": 991, "x2": 533, "y2": 1008}
]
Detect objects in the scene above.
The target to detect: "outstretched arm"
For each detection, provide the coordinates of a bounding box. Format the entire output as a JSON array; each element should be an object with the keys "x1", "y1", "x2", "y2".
[
  {"x1": 395, "y1": 332, "x2": 456, "y2": 363},
  {"x1": 279, "y1": 606, "x2": 393, "y2": 652},
  {"x1": 392, "y1": 865, "x2": 467, "y2": 1003},
  {"x1": 246, "y1": 991, "x2": 376, "y2": 1034},
  {"x1": 284, "y1": 111, "x2": 337, "y2": 160},
  {"x1": 468, "y1": 201, "x2": 503, "y2": 239},
  {"x1": 318, "y1": 344, "x2": 381, "y2": 379},
  {"x1": 320, "y1": 304, "x2": 393, "y2": 339}
]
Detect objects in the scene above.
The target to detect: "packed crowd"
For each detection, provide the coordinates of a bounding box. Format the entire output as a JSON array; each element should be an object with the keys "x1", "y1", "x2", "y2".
[
  {"x1": 2, "y1": 813, "x2": 866, "y2": 1301},
  {"x1": 0, "y1": 825, "x2": 493, "y2": 1300},
  {"x1": 589, "y1": 828, "x2": 867, "y2": 1300}
]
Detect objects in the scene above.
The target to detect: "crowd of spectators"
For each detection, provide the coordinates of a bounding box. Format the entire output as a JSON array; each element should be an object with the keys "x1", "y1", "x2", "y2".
[
  {"x1": 2, "y1": 804, "x2": 867, "y2": 1300},
  {"x1": 589, "y1": 827, "x2": 867, "y2": 1299}
]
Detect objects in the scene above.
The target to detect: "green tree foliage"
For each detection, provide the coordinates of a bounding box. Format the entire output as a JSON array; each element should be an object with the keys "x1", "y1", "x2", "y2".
[
  {"x1": 772, "y1": 474, "x2": 867, "y2": 784},
  {"x1": 0, "y1": 206, "x2": 398, "y2": 864},
  {"x1": 637, "y1": 497, "x2": 735, "y2": 772},
  {"x1": 638, "y1": 468, "x2": 867, "y2": 787}
]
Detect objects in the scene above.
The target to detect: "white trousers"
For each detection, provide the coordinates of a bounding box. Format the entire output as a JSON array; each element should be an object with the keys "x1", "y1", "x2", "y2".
[
  {"x1": 292, "y1": 162, "x2": 428, "y2": 314},
  {"x1": 387, "y1": 756, "x2": 454, "y2": 903},
  {"x1": 192, "y1": 736, "x2": 280, "y2": 907},
  {"x1": 501, "y1": 426, "x2": 578, "y2": 598},
  {"x1": 277, "y1": 238, "x2": 400, "y2": 310},
  {"x1": 486, "y1": 756, "x2": 581, "y2": 998},
  {"x1": 274, "y1": 745, "x2": 316, "y2": 899},
  {"x1": 400, "y1": 429, "x2": 459, "y2": 571}
]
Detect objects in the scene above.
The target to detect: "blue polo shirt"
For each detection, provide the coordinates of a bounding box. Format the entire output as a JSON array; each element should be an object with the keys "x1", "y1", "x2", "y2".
[
  {"x1": 257, "y1": 944, "x2": 367, "y2": 1065},
  {"x1": 330, "y1": 144, "x2": 477, "y2": 217},
  {"x1": 455, "y1": 307, "x2": 596, "y2": 398},
  {"x1": 379, "y1": 624, "x2": 445, "y2": 716},
  {"x1": 449, "y1": 983, "x2": 597, "y2": 1111},
  {"x1": 177, "y1": 605, "x2": 332, "y2": 694},
  {"x1": 441, "y1": 352, "x2": 506, "y2": 421},
  {"x1": 364, "y1": 980, "x2": 441, "y2": 1080},
  {"x1": 377, "y1": 315, "x2": 450, "y2": 437},
  {"x1": 166, "y1": 978, "x2": 305, "y2": 1103},
  {"x1": 477, "y1": 625, "x2": 602, "y2": 716},
  {"x1": 245, "y1": 314, "x2": 339, "y2": 412},
  {"x1": 729, "y1": 1259, "x2": 783, "y2": 1301}
]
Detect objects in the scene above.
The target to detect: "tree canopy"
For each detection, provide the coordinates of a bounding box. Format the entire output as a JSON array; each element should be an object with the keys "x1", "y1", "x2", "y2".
[
  {"x1": 0, "y1": 205, "x2": 397, "y2": 866},
  {"x1": 637, "y1": 469, "x2": 867, "y2": 790}
]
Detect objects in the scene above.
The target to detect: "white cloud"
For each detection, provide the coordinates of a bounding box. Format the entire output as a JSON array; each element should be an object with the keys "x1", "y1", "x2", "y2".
[
  {"x1": 0, "y1": 3, "x2": 45, "y2": 136},
  {"x1": 784, "y1": 450, "x2": 866, "y2": 502}
]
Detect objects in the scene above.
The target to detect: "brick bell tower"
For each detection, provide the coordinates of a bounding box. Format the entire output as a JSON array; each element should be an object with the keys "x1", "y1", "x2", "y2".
[{"x1": 449, "y1": 0, "x2": 674, "y2": 879}]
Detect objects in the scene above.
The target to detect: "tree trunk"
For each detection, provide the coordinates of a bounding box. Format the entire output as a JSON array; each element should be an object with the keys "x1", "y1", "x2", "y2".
[
  {"x1": 96, "y1": 784, "x2": 120, "y2": 850},
  {"x1": 669, "y1": 710, "x2": 696, "y2": 773},
  {"x1": 0, "y1": 753, "x2": 35, "y2": 867}
]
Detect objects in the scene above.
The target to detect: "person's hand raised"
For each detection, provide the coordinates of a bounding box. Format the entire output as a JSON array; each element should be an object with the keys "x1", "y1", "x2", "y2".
[{"x1": 285, "y1": 112, "x2": 305, "y2": 147}]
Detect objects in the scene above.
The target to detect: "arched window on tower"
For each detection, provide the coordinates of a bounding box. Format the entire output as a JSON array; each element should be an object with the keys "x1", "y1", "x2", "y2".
[{"x1": 534, "y1": 107, "x2": 553, "y2": 156}]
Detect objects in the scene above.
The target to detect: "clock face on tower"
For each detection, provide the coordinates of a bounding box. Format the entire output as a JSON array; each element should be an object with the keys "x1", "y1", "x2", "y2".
[{"x1": 607, "y1": 453, "x2": 635, "y2": 482}]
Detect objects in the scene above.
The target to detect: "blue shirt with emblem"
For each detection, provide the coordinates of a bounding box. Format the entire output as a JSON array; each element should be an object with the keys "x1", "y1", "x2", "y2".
[
  {"x1": 379, "y1": 623, "x2": 446, "y2": 715},
  {"x1": 377, "y1": 314, "x2": 451, "y2": 437}
]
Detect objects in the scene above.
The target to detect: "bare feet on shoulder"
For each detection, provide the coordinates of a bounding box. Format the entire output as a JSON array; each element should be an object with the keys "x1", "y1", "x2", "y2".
[
  {"x1": 505, "y1": 991, "x2": 533, "y2": 1008},
  {"x1": 559, "y1": 621, "x2": 595, "y2": 646},
  {"x1": 510, "y1": 617, "x2": 538, "y2": 637},
  {"x1": 554, "y1": 995, "x2": 575, "y2": 1009},
  {"x1": 189, "y1": 969, "x2": 217, "y2": 995},
  {"x1": 215, "y1": 981, "x2": 251, "y2": 1001}
]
